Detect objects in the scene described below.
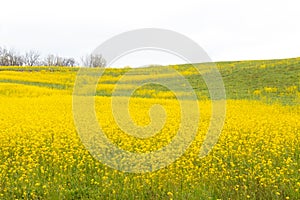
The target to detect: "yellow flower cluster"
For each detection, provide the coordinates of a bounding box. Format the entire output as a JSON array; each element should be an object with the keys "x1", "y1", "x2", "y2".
[{"x1": 0, "y1": 72, "x2": 299, "y2": 199}]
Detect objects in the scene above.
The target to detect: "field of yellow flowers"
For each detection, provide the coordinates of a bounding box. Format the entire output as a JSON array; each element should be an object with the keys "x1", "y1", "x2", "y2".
[{"x1": 0, "y1": 61, "x2": 299, "y2": 199}]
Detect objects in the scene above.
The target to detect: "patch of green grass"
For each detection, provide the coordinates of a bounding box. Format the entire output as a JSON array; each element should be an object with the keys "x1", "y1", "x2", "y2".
[{"x1": 0, "y1": 57, "x2": 299, "y2": 104}]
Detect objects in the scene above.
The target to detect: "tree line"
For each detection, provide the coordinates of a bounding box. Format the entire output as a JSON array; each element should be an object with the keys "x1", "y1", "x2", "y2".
[{"x1": 0, "y1": 46, "x2": 106, "y2": 67}]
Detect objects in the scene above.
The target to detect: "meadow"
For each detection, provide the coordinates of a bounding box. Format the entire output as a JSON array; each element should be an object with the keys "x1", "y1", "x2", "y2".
[{"x1": 0, "y1": 57, "x2": 299, "y2": 199}]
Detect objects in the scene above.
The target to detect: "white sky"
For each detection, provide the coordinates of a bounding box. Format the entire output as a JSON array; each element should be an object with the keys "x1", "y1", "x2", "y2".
[{"x1": 0, "y1": 0, "x2": 300, "y2": 67}]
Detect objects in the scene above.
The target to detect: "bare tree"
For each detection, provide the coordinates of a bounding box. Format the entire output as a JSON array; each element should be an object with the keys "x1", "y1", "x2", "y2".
[
  {"x1": 0, "y1": 47, "x2": 5, "y2": 65},
  {"x1": 12, "y1": 53, "x2": 24, "y2": 66},
  {"x1": 81, "y1": 54, "x2": 106, "y2": 68},
  {"x1": 0, "y1": 47, "x2": 11, "y2": 66},
  {"x1": 0, "y1": 46, "x2": 82, "y2": 67},
  {"x1": 62, "y1": 58, "x2": 76, "y2": 67},
  {"x1": 24, "y1": 50, "x2": 40, "y2": 66},
  {"x1": 44, "y1": 54, "x2": 57, "y2": 66},
  {"x1": 0, "y1": 48, "x2": 24, "y2": 66},
  {"x1": 42, "y1": 54, "x2": 77, "y2": 67}
]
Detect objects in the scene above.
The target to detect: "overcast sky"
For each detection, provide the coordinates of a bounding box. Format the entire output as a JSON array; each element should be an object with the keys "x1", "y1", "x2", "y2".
[{"x1": 0, "y1": 0, "x2": 300, "y2": 67}]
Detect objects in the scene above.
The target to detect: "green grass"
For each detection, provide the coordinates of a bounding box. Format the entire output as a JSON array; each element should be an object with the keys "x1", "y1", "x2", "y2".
[{"x1": 0, "y1": 57, "x2": 299, "y2": 104}]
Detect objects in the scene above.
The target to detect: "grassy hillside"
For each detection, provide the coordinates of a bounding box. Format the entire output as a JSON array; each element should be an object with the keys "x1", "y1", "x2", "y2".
[
  {"x1": 0, "y1": 58, "x2": 299, "y2": 199},
  {"x1": 0, "y1": 57, "x2": 299, "y2": 104}
]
